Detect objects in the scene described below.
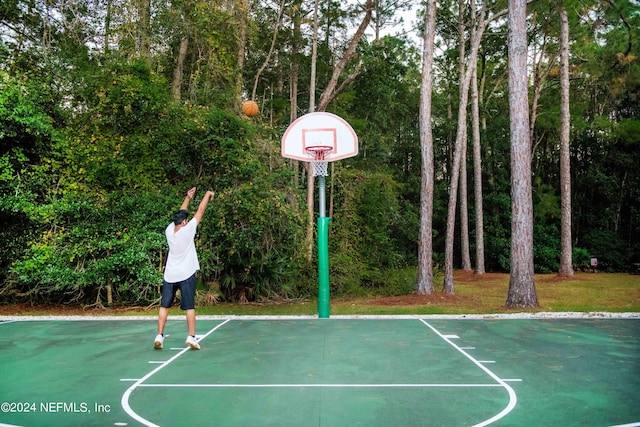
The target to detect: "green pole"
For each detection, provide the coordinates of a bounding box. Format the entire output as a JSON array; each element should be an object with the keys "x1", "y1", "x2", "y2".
[
  {"x1": 317, "y1": 174, "x2": 330, "y2": 318},
  {"x1": 317, "y1": 216, "x2": 331, "y2": 318}
]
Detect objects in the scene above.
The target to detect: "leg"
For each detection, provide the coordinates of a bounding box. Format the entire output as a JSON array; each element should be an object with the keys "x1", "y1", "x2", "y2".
[
  {"x1": 180, "y1": 274, "x2": 197, "y2": 337},
  {"x1": 157, "y1": 306, "x2": 169, "y2": 334},
  {"x1": 155, "y1": 281, "x2": 176, "y2": 349},
  {"x1": 186, "y1": 309, "x2": 196, "y2": 336},
  {"x1": 158, "y1": 280, "x2": 176, "y2": 334},
  {"x1": 184, "y1": 309, "x2": 200, "y2": 350},
  {"x1": 180, "y1": 275, "x2": 200, "y2": 350}
]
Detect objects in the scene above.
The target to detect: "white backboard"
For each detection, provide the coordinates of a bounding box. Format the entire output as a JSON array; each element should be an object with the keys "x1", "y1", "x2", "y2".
[{"x1": 281, "y1": 112, "x2": 358, "y2": 162}]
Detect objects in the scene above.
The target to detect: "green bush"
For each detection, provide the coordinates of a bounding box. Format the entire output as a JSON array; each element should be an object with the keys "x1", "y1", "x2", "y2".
[
  {"x1": 533, "y1": 223, "x2": 560, "y2": 273},
  {"x1": 201, "y1": 177, "x2": 306, "y2": 301},
  {"x1": 580, "y1": 229, "x2": 628, "y2": 272},
  {"x1": 8, "y1": 191, "x2": 169, "y2": 305},
  {"x1": 572, "y1": 247, "x2": 591, "y2": 271}
]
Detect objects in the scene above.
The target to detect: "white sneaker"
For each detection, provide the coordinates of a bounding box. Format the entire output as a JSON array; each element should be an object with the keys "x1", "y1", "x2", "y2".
[
  {"x1": 186, "y1": 335, "x2": 200, "y2": 350},
  {"x1": 154, "y1": 334, "x2": 164, "y2": 349}
]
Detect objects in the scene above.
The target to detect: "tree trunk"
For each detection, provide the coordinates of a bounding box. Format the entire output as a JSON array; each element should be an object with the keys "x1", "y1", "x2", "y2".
[
  {"x1": 306, "y1": 163, "x2": 314, "y2": 262},
  {"x1": 290, "y1": 0, "x2": 301, "y2": 185},
  {"x1": 252, "y1": 0, "x2": 286, "y2": 101},
  {"x1": 459, "y1": 137, "x2": 472, "y2": 271},
  {"x1": 459, "y1": 0, "x2": 472, "y2": 272},
  {"x1": 443, "y1": 0, "x2": 466, "y2": 294},
  {"x1": 105, "y1": 0, "x2": 112, "y2": 54},
  {"x1": 172, "y1": 36, "x2": 189, "y2": 102},
  {"x1": 106, "y1": 277, "x2": 113, "y2": 306},
  {"x1": 558, "y1": 5, "x2": 573, "y2": 277},
  {"x1": 329, "y1": 162, "x2": 335, "y2": 217},
  {"x1": 528, "y1": 18, "x2": 553, "y2": 157},
  {"x1": 309, "y1": 0, "x2": 318, "y2": 115},
  {"x1": 304, "y1": 0, "x2": 320, "y2": 263},
  {"x1": 471, "y1": 63, "x2": 486, "y2": 274},
  {"x1": 236, "y1": 0, "x2": 250, "y2": 108},
  {"x1": 170, "y1": 0, "x2": 193, "y2": 102},
  {"x1": 138, "y1": 0, "x2": 150, "y2": 61},
  {"x1": 317, "y1": 0, "x2": 373, "y2": 112},
  {"x1": 290, "y1": 0, "x2": 300, "y2": 124},
  {"x1": 506, "y1": 0, "x2": 538, "y2": 308},
  {"x1": 443, "y1": 1, "x2": 489, "y2": 293},
  {"x1": 416, "y1": 0, "x2": 437, "y2": 295}
]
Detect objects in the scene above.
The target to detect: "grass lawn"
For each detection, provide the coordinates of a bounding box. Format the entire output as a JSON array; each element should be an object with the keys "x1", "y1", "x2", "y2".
[
  {"x1": 197, "y1": 270, "x2": 640, "y2": 316},
  {"x1": 1, "y1": 271, "x2": 638, "y2": 317}
]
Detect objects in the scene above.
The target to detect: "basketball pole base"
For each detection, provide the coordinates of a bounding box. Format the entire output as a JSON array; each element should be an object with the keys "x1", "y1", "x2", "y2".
[{"x1": 317, "y1": 216, "x2": 331, "y2": 318}]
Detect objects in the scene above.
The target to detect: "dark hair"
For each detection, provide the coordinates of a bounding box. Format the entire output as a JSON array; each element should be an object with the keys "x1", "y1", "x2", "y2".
[{"x1": 173, "y1": 209, "x2": 188, "y2": 225}]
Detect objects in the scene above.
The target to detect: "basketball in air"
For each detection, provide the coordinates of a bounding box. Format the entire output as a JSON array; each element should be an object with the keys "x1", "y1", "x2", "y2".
[{"x1": 242, "y1": 100, "x2": 259, "y2": 117}]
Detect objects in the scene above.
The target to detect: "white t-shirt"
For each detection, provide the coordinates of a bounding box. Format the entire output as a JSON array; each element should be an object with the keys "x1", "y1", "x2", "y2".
[{"x1": 164, "y1": 218, "x2": 200, "y2": 283}]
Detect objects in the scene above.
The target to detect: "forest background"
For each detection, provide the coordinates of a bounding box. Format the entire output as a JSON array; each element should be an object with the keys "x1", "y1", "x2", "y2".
[{"x1": 1, "y1": 0, "x2": 639, "y2": 308}]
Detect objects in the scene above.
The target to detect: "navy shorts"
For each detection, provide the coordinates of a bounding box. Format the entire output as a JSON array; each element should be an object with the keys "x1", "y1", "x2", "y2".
[{"x1": 160, "y1": 274, "x2": 196, "y2": 310}]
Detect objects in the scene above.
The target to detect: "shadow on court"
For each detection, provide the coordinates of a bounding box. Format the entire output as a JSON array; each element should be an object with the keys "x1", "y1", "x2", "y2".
[{"x1": 0, "y1": 316, "x2": 638, "y2": 426}]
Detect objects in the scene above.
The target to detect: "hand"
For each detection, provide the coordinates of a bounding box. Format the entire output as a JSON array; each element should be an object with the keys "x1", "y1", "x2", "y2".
[
  {"x1": 205, "y1": 190, "x2": 215, "y2": 201},
  {"x1": 187, "y1": 187, "x2": 196, "y2": 199}
]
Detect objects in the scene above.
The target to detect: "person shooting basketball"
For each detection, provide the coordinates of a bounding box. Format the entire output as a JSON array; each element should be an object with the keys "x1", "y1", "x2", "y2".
[{"x1": 154, "y1": 187, "x2": 214, "y2": 350}]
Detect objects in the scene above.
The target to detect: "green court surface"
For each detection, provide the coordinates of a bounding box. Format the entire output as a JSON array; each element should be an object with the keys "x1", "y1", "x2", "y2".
[{"x1": 0, "y1": 315, "x2": 639, "y2": 427}]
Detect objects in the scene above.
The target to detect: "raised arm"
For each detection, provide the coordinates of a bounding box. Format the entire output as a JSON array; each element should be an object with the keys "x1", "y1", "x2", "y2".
[
  {"x1": 180, "y1": 187, "x2": 197, "y2": 210},
  {"x1": 193, "y1": 190, "x2": 215, "y2": 224}
]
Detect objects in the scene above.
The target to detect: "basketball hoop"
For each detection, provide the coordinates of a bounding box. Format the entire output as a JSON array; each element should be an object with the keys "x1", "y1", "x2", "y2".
[
  {"x1": 281, "y1": 112, "x2": 359, "y2": 319},
  {"x1": 306, "y1": 146, "x2": 332, "y2": 177}
]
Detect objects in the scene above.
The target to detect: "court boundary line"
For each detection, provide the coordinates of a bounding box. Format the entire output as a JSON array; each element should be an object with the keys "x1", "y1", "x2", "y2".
[
  {"x1": 421, "y1": 320, "x2": 518, "y2": 427},
  {"x1": 1, "y1": 312, "x2": 639, "y2": 322},
  {"x1": 135, "y1": 382, "x2": 506, "y2": 388},
  {"x1": 120, "y1": 319, "x2": 231, "y2": 427}
]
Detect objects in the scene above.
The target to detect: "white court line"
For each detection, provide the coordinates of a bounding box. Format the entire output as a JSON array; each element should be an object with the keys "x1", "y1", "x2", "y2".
[
  {"x1": 136, "y1": 382, "x2": 504, "y2": 388},
  {"x1": 420, "y1": 320, "x2": 519, "y2": 427},
  {"x1": 2, "y1": 312, "x2": 639, "y2": 321},
  {"x1": 120, "y1": 319, "x2": 231, "y2": 427}
]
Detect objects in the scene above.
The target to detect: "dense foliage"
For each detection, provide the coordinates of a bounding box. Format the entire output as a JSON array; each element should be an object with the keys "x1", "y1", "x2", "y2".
[{"x1": 1, "y1": 0, "x2": 638, "y2": 306}]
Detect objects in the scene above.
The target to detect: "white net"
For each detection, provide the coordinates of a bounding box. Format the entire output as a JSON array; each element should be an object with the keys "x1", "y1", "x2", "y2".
[
  {"x1": 306, "y1": 147, "x2": 331, "y2": 177},
  {"x1": 311, "y1": 160, "x2": 328, "y2": 177}
]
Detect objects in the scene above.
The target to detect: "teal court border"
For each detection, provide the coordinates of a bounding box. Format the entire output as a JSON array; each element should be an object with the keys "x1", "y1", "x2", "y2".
[{"x1": 0, "y1": 313, "x2": 639, "y2": 427}]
